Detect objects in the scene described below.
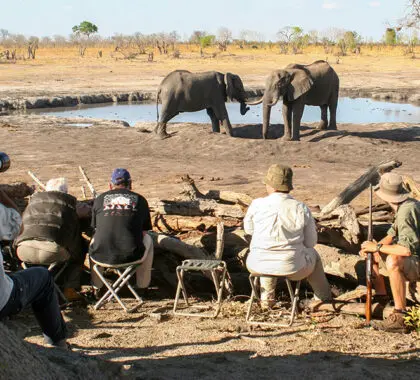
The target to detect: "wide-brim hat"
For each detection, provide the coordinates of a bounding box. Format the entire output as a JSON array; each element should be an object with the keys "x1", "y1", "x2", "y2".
[
  {"x1": 374, "y1": 172, "x2": 409, "y2": 204},
  {"x1": 263, "y1": 164, "x2": 293, "y2": 192}
]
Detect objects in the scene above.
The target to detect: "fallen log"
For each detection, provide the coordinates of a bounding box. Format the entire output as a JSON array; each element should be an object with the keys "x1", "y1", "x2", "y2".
[
  {"x1": 310, "y1": 301, "x2": 392, "y2": 319},
  {"x1": 149, "y1": 199, "x2": 245, "y2": 218},
  {"x1": 151, "y1": 214, "x2": 241, "y2": 233},
  {"x1": 0, "y1": 182, "x2": 34, "y2": 199},
  {"x1": 403, "y1": 175, "x2": 420, "y2": 200},
  {"x1": 320, "y1": 160, "x2": 402, "y2": 216}
]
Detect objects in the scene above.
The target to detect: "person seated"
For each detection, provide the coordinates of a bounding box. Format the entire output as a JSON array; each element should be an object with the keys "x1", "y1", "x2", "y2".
[
  {"x1": 360, "y1": 173, "x2": 420, "y2": 333},
  {"x1": 244, "y1": 164, "x2": 332, "y2": 308},
  {"x1": 15, "y1": 178, "x2": 84, "y2": 301},
  {"x1": 0, "y1": 186, "x2": 67, "y2": 348},
  {"x1": 89, "y1": 168, "x2": 154, "y2": 297}
]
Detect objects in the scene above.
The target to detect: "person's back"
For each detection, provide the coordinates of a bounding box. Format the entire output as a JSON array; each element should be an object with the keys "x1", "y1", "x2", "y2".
[{"x1": 90, "y1": 187, "x2": 151, "y2": 264}]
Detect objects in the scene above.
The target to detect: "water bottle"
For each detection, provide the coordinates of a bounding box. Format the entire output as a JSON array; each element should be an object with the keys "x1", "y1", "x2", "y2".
[{"x1": 0, "y1": 152, "x2": 10, "y2": 172}]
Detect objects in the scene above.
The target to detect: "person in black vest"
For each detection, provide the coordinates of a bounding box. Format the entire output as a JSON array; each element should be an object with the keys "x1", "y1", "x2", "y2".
[
  {"x1": 16, "y1": 178, "x2": 84, "y2": 301},
  {"x1": 89, "y1": 168, "x2": 154, "y2": 295}
]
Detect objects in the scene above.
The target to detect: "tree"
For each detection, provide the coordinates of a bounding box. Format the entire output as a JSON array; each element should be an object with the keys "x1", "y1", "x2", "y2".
[
  {"x1": 72, "y1": 21, "x2": 98, "y2": 56},
  {"x1": 217, "y1": 27, "x2": 232, "y2": 51},
  {"x1": 338, "y1": 31, "x2": 361, "y2": 55},
  {"x1": 277, "y1": 26, "x2": 305, "y2": 54},
  {"x1": 398, "y1": 0, "x2": 420, "y2": 29},
  {"x1": 384, "y1": 28, "x2": 397, "y2": 45},
  {"x1": 199, "y1": 35, "x2": 215, "y2": 56},
  {"x1": 27, "y1": 36, "x2": 39, "y2": 59}
]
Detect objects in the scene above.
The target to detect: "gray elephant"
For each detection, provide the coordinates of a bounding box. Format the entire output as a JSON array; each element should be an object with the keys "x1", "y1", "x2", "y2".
[
  {"x1": 155, "y1": 70, "x2": 250, "y2": 138},
  {"x1": 248, "y1": 60, "x2": 339, "y2": 141}
]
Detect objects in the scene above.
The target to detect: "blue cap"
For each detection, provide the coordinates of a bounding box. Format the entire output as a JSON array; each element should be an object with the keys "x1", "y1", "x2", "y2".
[{"x1": 111, "y1": 168, "x2": 131, "y2": 185}]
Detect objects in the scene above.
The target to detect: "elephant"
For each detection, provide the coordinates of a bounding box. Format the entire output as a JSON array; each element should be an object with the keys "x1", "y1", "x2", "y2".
[
  {"x1": 155, "y1": 70, "x2": 250, "y2": 138},
  {"x1": 247, "y1": 60, "x2": 339, "y2": 141}
]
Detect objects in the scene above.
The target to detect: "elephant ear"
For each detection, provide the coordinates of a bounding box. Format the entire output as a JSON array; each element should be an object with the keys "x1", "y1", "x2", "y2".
[
  {"x1": 286, "y1": 69, "x2": 314, "y2": 102},
  {"x1": 224, "y1": 73, "x2": 235, "y2": 101}
]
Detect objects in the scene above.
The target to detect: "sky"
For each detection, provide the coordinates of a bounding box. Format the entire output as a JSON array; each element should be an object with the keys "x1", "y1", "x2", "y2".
[{"x1": 0, "y1": 0, "x2": 411, "y2": 41}]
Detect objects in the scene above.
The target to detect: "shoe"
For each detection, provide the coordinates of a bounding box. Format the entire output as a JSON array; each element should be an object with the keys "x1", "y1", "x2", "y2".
[
  {"x1": 63, "y1": 288, "x2": 84, "y2": 302},
  {"x1": 372, "y1": 310, "x2": 408, "y2": 333}
]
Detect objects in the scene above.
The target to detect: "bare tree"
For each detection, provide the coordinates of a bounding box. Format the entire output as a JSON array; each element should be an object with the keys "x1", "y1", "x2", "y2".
[
  {"x1": 27, "y1": 36, "x2": 39, "y2": 59},
  {"x1": 217, "y1": 27, "x2": 232, "y2": 51},
  {"x1": 398, "y1": 0, "x2": 420, "y2": 29}
]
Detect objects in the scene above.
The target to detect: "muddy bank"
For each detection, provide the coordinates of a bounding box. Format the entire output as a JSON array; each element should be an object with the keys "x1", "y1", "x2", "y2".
[{"x1": 0, "y1": 87, "x2": 418, "y2": 111}]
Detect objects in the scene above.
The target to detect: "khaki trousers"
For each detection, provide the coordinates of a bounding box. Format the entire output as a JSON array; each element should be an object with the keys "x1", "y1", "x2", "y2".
[
  {"x1": 91, "y1": 234, "x2": 154, "y2": 289},
  {"x1": 254, "y1": 248, "x2": 332, "y2": 302}
]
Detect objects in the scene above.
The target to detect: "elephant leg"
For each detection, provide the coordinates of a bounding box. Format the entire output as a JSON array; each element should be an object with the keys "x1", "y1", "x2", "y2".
[
  {"x1": 317, "y1": 105, "x2": 328, "y2": 130},
  {"x1": 262, "y1": 104, "x2": 272, "y2": 139},
  {"x1": 328, "y1": 97, "x2": 338, "y2": 130},
  {"x1": 214, "y1": 106, "x2": 233, "y2": 136},
  {"x1": 291, "y1": 101, "x2": 304, "y2": 141},
  {"x1": 281, "y1": 102, "x2": 292, "y2": 141},
  {"x1": 206, "y1": 108, "x2": 220, "y2": 133},
  {"x1": 156, "y1": 105, "x2": 178, "y2": 138}
]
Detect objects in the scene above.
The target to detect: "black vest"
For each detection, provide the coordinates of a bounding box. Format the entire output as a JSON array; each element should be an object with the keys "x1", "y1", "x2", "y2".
[{"x1": 16, "y1": 191, "x2": 81, "y2": 255}]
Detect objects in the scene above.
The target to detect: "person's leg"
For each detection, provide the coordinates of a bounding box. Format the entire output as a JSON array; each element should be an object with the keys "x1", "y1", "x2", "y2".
[
  {"x1": 8, "y1": 267, "x2": 66, "y2": 345},
  {"x1": 135, "y1": 234, "x2": 154, "y2": 289},
  {"x1": 386, "y1": 255, "x2": 407, "y2": 310},
  {"x1": 288, "y1": 248, "x2": 332, "y2": 301},
  {"x1": 90, "y1": 262, "x2": 105, "y2": 289},
  {"x1": 259, "y1": 277, "x2": 277, "y2": 307}
]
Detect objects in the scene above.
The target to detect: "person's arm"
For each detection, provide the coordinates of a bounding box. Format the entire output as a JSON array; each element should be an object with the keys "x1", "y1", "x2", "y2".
[
  {"x1": 303, "y1": 205, "x2": 317, "y2": 248},
  {"x1": 0, "y1": 189, "x2": 20, "y2": 214},
  {"x1": 243, "y1": 201, "x2": 255, "y2": 236},
  {"x1": 141, "y1": 198, "x2": 153, "y2": 236},
  {"x1": 0, "y1": 203, "x2": 22, "y2": 241}
]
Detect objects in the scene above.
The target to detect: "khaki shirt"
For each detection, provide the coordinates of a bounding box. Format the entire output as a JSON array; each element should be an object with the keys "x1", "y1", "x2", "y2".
[{"x1": 387, "y1": 198, "x2": 420, "y2": 257}]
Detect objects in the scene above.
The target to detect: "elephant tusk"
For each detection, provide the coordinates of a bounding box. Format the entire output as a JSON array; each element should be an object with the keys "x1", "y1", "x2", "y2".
[{"x1": 246, "y1": 97, "x2": 263, "y2": 106}]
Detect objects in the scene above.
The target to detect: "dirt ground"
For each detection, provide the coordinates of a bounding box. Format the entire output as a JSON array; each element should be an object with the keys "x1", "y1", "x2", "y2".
[{"x1": 1, "y1": 51, "x2": 420, "y2": 378}]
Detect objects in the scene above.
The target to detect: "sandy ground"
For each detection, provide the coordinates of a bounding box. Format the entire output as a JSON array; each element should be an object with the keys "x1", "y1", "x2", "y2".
[{"x1": 1, "y1": 50, "x2": 420, "y2": 378}]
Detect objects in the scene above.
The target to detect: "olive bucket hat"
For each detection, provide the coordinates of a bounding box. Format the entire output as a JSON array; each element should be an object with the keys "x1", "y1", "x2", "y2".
[
  {"x1": 374, "y1": 172, "x2": 409, "y2": 204},
  {"x1": 263, "y1": 164, "x2": 293, "y2": 192}
]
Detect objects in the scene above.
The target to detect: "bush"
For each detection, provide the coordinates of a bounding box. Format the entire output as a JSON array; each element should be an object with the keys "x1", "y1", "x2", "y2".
[{"x1": 404, "y1": 306, "x2": 420, "y2": 332}]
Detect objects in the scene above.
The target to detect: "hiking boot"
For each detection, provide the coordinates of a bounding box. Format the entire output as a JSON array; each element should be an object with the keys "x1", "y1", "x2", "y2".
[
  {"x1": 63, "y1": 288, "x2": 84, "y2": 302},
  {"x1": 372, "y1": 310, "x2": 408, "y2": 333}
]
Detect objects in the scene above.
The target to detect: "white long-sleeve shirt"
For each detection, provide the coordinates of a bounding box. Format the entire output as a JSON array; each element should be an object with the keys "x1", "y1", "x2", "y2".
[
  {"x1": 244, "y1": 192, "x2": 317, "y2": 275},
  {"x1": 0, "y1": 204, "x2": 22, "y2": 311}
]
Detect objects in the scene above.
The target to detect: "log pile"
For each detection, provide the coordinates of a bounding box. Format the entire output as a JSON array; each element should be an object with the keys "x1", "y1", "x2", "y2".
[{"x1": 3, "y1": 161, "x2": 419, "y2": 306}]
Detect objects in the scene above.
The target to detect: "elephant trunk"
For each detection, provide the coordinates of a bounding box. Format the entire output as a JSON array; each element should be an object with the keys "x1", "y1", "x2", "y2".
[
  {"x1": 240, "y1": 101, "x2": 250, "y2": 115},
  {"x1": 262, "y1": 103, "x2": 272, "y2": 139}
]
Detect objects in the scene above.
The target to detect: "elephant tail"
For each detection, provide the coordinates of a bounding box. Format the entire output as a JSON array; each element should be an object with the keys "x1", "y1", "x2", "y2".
[{"x1": 156, "y1": 89, "x2": 161, "y2": 122}]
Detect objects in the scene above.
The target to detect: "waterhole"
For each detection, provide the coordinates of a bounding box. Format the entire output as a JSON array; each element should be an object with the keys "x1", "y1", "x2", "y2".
[{"x1": 34, "y1": 97, "x2": 419, "y2": 126}]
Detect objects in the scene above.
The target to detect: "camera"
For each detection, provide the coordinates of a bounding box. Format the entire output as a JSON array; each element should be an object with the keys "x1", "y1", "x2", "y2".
[{"x1": 0, "y1": 152, "x2": 10, "y2": 173}]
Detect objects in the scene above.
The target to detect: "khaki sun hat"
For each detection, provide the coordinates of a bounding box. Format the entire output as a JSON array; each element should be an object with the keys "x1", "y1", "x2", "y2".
[
  {"x1": 263, "y1": 164, "x2": 293, "y2": 192},
  {"x1": 374, "y1": 172, "x2": 409, "y2": 204}
]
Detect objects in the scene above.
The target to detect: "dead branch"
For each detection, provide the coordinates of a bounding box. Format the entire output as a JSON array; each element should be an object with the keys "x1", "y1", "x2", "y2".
[
  {"x1": 78, "y1": 166, "x2": 97, "y2": 198},
  {"x1": 27, "y1": 171, "x2": 47, "y2": 190},
  {"x1": 320, "y1": 160, "x2": 402, "y2": 216}
]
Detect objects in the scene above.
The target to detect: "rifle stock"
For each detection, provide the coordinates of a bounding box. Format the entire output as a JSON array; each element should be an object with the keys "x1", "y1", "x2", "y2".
[{"x1": 365, "y1": 184, "x2": 373, "y2": 323}]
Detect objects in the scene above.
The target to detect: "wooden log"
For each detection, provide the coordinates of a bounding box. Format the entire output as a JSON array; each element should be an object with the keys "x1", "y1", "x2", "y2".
[
  {"x1": 320, "y1": 160, "x2": 402, "y2": 216},
  {"x1": 315, "y1": 244, "x2": 362, "y2": 282},
  {"x1": 150, "y1": 232, "x2": 211, "y2": 260},
  {"x1": 0, "y1": 182, "x2": 34, "y2": 199},
  {"x1": 151, "y1": 214, "x2": 241, "y2": 233},
  {"x1": 215, "y1": 220, "x2": 225, "y2": 260},
  {"x1": 78, "y1": 166, "x2": 97, "y2": 198},
  {"x1": 403, "y1": 175, "x2": 420, "y2": 200},
  {"x1": 27, "y1": 171, "x2": 47, "y2": 190},
  {"x1": 310, "y1": 301, "x2": 392, "y2": 319},
  {"x1": 149, "y1": 199, "x2": 245, "y2": 218},
  {"x1": 205, "y1": 190, "x2": 253, "y2": 207}
]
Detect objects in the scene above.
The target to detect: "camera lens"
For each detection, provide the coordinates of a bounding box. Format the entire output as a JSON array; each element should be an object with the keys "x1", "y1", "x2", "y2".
[{"x1": 0, "y1": 152, "x2": 10, "y2": 172}]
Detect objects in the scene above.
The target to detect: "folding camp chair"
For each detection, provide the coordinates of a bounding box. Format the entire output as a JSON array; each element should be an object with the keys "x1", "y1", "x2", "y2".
[
  {"x1": 173, "y1": 259, "x2": 227, "y2": 318},
  {"x1": 90, "y1": 256, "x2": 145, "y2": 313},
  {"x1": 246, "y1": 274, "x2": 301, "y2": 327},
  {"x1": 21, "y1": 261, "x2": 69, "y2": 303}
]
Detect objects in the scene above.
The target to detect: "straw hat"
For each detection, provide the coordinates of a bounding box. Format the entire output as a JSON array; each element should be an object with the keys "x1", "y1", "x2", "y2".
[{"x1": 374, "y1": 172, "x2": 409, "y2": 204}]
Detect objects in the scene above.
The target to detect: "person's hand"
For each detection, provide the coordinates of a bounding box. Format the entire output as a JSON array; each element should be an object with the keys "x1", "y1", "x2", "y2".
[{"x1": 361, "y1": 240, "x2": 377, "y2": 253}]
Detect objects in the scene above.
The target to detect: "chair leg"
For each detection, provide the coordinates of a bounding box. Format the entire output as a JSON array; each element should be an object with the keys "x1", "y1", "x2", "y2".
[
  {"x1": 246, "y1": 275, "x2": 258, "y2": 322},
  {"x1": 211, "y1": 266, "x2": 227, "y2": 318},
  {"x1": 93, "y1": 265, "x2": 128, "y2": 312},
  {"x1": 173, "y1": 268, "x2": 190, "y2": 314}
]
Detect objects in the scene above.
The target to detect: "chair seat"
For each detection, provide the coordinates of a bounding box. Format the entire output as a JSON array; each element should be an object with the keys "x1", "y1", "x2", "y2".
[{"x1": 90, "y1": 256, "x2": 146, "y2": 268}]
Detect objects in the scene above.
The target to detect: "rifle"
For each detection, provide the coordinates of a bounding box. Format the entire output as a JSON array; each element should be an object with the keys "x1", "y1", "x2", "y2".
[{"x1": 365, "y1": 183, "x2": 373, "y2": 323}]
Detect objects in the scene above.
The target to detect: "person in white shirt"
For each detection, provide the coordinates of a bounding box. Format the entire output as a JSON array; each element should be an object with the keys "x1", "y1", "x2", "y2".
[
  {"x1": 0, "y1": 187, "x2": 67, "y2": 348},
  {"x1": 244, "y1": 164, "x2": 331, "y2": 307}
]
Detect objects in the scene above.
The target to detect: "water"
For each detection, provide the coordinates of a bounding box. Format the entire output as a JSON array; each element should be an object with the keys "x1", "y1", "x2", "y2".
[{"x1": 36, "y1": 97, "x2": 420, "y2": 126}]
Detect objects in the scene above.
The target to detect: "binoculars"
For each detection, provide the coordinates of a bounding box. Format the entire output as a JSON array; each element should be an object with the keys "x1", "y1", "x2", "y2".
[{"x1": 0, "y1": 152, "x2": 10, "y2": 173}]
